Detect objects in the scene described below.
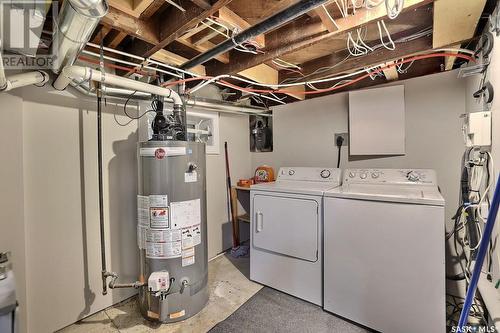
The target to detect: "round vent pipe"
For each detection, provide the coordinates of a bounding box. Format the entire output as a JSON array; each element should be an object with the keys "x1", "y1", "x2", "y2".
[{"x1": 52, "y1": 0, "x2": 108, "y2": 73}]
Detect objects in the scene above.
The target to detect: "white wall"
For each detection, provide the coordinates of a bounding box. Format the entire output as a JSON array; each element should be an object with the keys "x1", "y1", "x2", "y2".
[
  {"x1": 0, "y1": 93, "x2": 27, "y2": 333},
  {"x1": 0, "y1": 85, "x2": 251, "y2": 332},
  {"x1": 17, "y1": 86, "x2": 138, "y2": 332},
  {"x1": 205, "y1": 114, "x2": 252, "y2": 258}
]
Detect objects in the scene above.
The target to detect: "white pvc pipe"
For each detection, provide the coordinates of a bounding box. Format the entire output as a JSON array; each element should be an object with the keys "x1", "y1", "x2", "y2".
[
  {"x1": 54, "y1": 65, "x2": 183, "y2": 106},
  {"x1": 1, "y1": 71, "x2": 49, "y2": 92},
  {"x1": 70, "y1": 81, "x2": 269, "y2": 115},
  {"x1": 0, "y1": 40, "x2": 7, "y2": 90}
]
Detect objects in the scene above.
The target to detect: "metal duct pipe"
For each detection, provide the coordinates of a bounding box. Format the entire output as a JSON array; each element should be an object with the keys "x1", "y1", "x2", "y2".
[
  {"x1": 180, "y1": 0, "x2": 328, "y2": 70},
  {"x1": 54, "y1": 65, "x2": 183, "y2": 106},
  {"x1": 52, "y1": 0, "x2": 108, "y2": 73}
]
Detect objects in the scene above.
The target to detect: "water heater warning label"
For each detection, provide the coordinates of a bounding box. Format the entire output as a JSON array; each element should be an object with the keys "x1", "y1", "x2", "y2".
[
  {"x1": 150, "y1": 208, "x2": 169, "y2": 229},
  {"x1": 146, "y1": 229, "x2": 181, "y2": 243},
  {"x1": 182, "y1": 224, "x2": 201, "y2": 249},
  {"x1": 146, "y1": 241, "x2": 181, "y2": 259},
  {"x1": 137, "y1": 195, "x2": 150, "y2": 227},
  {"x1": 170, "y1": 199, "x2": 201, "y2": 229},
  {"x1": 137, "y1": 226, "x2": 147, "y2": 249},
  {"x1": 184, "y1": 171, "x2": 198, "y2": 183},
  {"x1": 149, "y1": 195, "x2": 168, "y2": 207},
  {"x1": 182, "y1": 247, "x2": 195, "y2": 267}
]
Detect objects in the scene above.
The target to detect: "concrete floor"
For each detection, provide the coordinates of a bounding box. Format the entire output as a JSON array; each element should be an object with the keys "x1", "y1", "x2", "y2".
[{"x1": 58, "y1": 253, "x2": 262, "y2": 333}]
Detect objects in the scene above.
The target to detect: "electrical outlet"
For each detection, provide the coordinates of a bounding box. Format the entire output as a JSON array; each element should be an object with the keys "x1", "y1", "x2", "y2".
[{"x1": 335, "y1": 133, "x2": 348, "y2": 146}]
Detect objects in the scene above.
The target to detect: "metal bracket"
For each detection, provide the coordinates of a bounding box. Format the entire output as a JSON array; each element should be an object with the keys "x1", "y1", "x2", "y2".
[
  {"x1": 489, "y1": 2, "x2": 500, "y2": 37},
  {"x1": 458, "y1": 59, "x2": 490, "y2": 78}
]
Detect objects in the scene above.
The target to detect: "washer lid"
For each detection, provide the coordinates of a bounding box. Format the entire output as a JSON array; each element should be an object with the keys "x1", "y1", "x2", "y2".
[{"x1": 325, "y1": 184, "x2": 445, "y2": 206}]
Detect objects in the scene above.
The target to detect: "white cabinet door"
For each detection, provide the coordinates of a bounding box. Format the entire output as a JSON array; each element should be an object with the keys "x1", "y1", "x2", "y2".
[{"x1": 252, "y1": 194, "x2": 318, "y2": 262}]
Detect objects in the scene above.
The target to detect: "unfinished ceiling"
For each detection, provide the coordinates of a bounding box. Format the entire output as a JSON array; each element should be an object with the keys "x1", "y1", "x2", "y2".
[{"x1": 75, "y1": 0, "x2": 491, "y2": 106}]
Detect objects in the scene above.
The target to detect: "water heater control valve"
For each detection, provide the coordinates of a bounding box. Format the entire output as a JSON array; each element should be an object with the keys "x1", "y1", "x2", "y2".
[{"x1": 148, "y1": 271, "x2": 170, "y2": 294}]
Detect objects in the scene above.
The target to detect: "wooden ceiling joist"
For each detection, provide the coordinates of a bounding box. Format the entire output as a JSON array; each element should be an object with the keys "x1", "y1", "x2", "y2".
[
  {"x1": 108, "y1": 31, "x2": 128, "y2": 48},
  {"x1": 91, "y1": 25, "x2": 112, "y2": 45},
  {"x1": 217, "y1": 7, "x2": 265, "y2": 47},
  {"x1": 106, "y1": 0, "x2": 155, "y2": 18},
  {"x1": 140, "y1": 0, "x2": 233, "y2": 58},
  {"x1": 132, "y1": 0, "x2": 156, "y2": 17},
  {"x1": 382, "y1": 61, "x2": 399, "y2": 81},
  {"x1": 191, "y1": 25, "x2": 227, "y2": 46},
  {"x1": 433, "y1": 0, "x2": 487, "y2": 48},
  {"x1": 279, "y1": 34, "x2": 433, "y2": 85},
  {"x1": 190, "y1": 0, "x2": 211, "y2": 10},
  {"x1": 177, "y1": 38, "x2": 231, "y2": 63},
  {"x1": 207, "y1": 0, "x2": 433, "y2": 77},
  {"x1": 314, "y1": 5, "x2": 338, "y2": 32},
  {"x1": 151, "y1": 49, "x2": 207, "y2": 76},
  {"x1": 101, "y1": 7, "x2": 159, "y2": 45}
]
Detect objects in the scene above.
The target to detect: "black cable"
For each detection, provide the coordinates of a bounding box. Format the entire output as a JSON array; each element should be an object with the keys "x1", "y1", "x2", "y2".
[
  {"x1": 336, "y1": 136, "x2": 344, "y2": 168},
  {"x1": 123, "y1": 91, "x2": 143, "y2": 120},
  {"x1": 336, "y1": 145, "x2": 341, "y2": 168}
]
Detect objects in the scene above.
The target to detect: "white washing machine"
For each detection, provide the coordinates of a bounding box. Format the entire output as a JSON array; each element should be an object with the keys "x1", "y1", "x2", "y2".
[
  {"x1": 323, "y1": 168, "x2": 445, "y2": 333},
  {"x1": 250, "y1": 167, "x2": 342, "y2": 306}
]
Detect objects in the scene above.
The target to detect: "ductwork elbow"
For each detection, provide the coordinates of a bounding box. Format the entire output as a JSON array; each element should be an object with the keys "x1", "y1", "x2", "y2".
[{"x1": 52, "y1": 0, "x2": 108, "y2": 74}]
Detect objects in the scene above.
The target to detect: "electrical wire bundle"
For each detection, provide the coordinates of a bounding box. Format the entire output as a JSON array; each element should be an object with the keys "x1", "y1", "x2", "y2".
[
  {"x1": 446, "y1": 148, "x2": 495, "y2": 327},
  {"x1": 447, "y1": 149, "x2": 494, "y2": 280},
  {"x1": 323, "y1": 0, "x2": 398, "y2": 58},
  {"x1": 385, "y1": 0, "x2": 404, "y2": 19},
  {"x1": 447, "y1": 293, "x2": 487, "y2": 328}
]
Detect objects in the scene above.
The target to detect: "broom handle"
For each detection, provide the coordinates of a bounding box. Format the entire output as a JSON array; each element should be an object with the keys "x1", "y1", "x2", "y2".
[{"x1": 224, "y1": 142, "x2": 240, "y2": 247}]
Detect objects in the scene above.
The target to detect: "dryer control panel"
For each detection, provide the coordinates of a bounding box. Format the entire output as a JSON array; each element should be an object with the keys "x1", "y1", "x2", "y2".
[
  {"x1": 278, "y1": 167, "x2": 342, "y2": 182},
  {"x1": 343, "y1": 169, "x2": 438, "y2": 186}
]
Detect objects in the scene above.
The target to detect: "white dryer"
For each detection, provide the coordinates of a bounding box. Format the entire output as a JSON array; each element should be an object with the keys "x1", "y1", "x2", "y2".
[
  {"x1": 323, "y1": 169, "x2": 445, "y2": 333},
  {"x1": 250, "y1": 167, "x2": 342, "y2": 306}
]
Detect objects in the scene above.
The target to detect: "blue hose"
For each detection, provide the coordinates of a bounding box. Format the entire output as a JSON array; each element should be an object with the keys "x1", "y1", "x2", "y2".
[{"x1": 458, "y1": 174, "x2": 500, "y2": 328}]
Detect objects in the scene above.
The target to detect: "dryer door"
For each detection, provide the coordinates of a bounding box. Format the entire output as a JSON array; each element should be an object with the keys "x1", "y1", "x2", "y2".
[{"x1": 252, "y1": 194, "x2": 319, "y2": 262}]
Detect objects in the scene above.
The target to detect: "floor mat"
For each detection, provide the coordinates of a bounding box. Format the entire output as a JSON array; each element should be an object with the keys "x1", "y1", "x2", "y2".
[{"x1": 209, "y1": 287, "x2": 371, "y2": 333}]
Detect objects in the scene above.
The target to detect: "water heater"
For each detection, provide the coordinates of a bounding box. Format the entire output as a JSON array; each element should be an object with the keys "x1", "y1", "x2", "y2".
[{"x1": 135, "y1": 113, "x2": 208, "y2": 321}]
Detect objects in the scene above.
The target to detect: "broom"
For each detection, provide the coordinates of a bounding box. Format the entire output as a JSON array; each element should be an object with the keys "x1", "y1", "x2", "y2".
[{"x1": 224, "y1": 142, "x2": 249, "y2": 257}]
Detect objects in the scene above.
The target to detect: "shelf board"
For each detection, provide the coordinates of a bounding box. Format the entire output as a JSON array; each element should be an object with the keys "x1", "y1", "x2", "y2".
[
  {"x1": 237, "y1": 213, "x2": 250, "y2": 223},
  {"x1": 234, "y1": 186, "x2": 251, "y2": 191}
]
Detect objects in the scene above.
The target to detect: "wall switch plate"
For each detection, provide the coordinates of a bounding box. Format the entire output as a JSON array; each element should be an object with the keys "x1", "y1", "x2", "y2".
[{"x1": 335, "y1": 133, "x2": 348, "y2": 146}]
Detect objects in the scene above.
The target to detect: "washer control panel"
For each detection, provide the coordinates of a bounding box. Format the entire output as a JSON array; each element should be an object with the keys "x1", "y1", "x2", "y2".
[
  {"x1": 343, "y1": 169, "x2": 437, "y2": 185},
  {"x1": 278, "y1": 167, "x2": 342, "y2": 182}
]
